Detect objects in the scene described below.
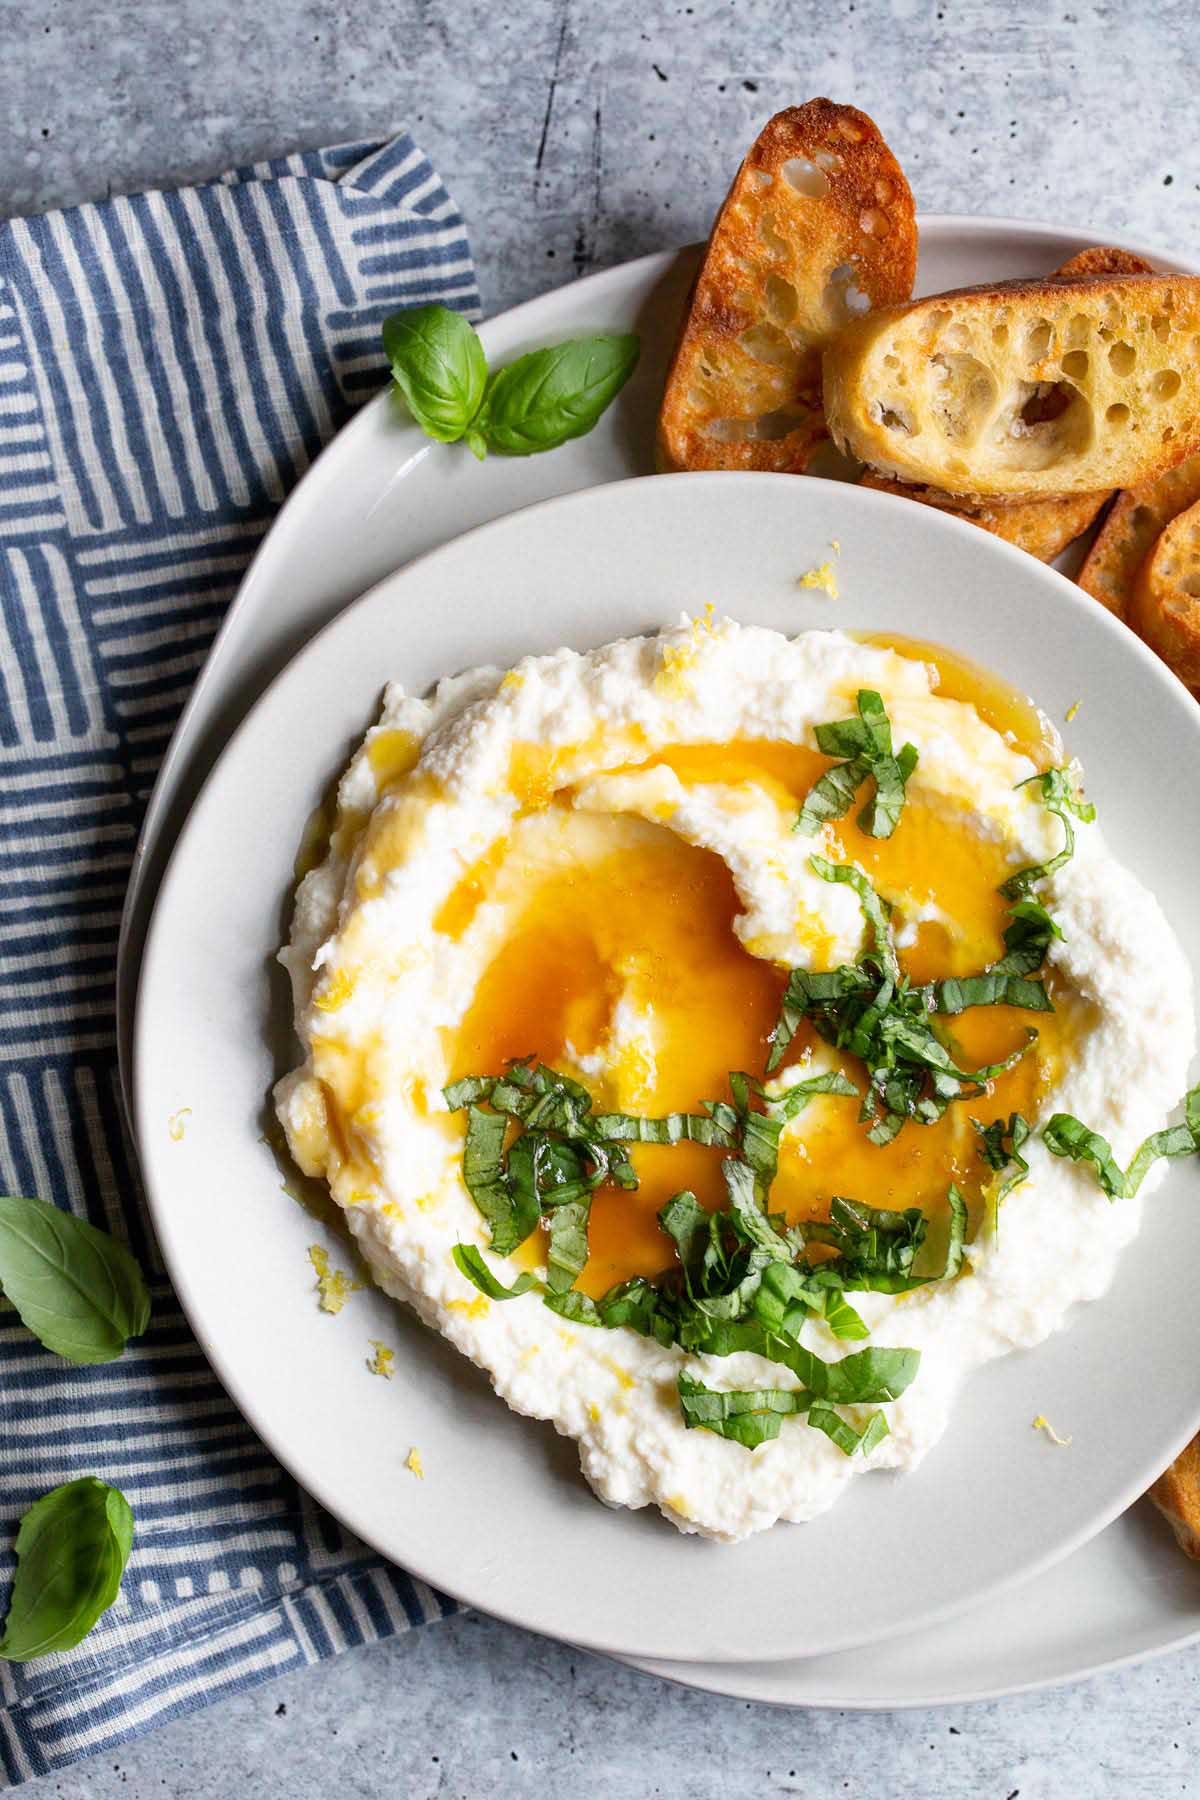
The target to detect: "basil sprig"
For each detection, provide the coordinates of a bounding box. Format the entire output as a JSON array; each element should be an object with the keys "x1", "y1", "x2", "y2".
[
  {"x1": 0, "y1": 1479, "x2": 134, "y2": 1661},
  {"x1": 1001, "y1": 767, "x2": 1095, "y2": 901},
  {"x1": 1043, "y1": 1083, "x2": 1200, "y2": 1201},
  {"x1": 0, "y1": 1194, "x2": 150, "y2": 1364},
  {"x1": 769, "y1": 859, "x2": 1038, "y2": 1143},
  {"x1": 383, "y1": 304, "x2": 639, "y2": 460},
  {"x1": 795, "y1": 690, "x2": 919, "y2": 840}
]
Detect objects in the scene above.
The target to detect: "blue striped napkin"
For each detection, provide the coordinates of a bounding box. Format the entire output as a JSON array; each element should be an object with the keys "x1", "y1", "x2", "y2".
[{"x1": 0, "y1": 132, "x2": 479, "y2": 1785}]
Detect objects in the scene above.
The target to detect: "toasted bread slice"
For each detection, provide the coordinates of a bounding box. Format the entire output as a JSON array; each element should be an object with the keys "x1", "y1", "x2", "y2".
[
  {"x1": 1127, "y1": 495, "x2": 1200, "y2": 689},
  {"x1": 1052, "y1": 247, "x2": 1154, "y2": 279},
  {"x1": 860, "y1": 472, "x2": 1108, "y2": 560},
  {"x1": 1149, "y1": 1436, "x2": 1200, "y2": 1559},
  {"x1": 856, "y1": 249, "x2": 1144, "y2": 558},
  {"x1": 1077, "y1": 450, "x2": 1200, "y2": 616},
  {"x1": 657, "y1": 101, "x2": 917, "y2": 474},
  {"x1": 822, "y1": 274, "x2": 1200, "y2": 497}
]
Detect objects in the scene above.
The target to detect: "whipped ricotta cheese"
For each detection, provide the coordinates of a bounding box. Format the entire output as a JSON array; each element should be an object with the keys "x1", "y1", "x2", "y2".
[{"x1": 275, "y1": 620, "x2": 1194, "y2": 1542}]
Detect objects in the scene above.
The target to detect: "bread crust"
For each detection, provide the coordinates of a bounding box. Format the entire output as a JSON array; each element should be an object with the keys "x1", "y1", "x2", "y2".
[
  {"x1": 1127, "y1": 495, "x2": 1200, "y2": 690},
  {"x1": 1077, "y1": 450, "x2": 1200, "y2": 617},
  {"x1": 823, "y1": 273, "x2": 1200, "y2": 497},
  {"x1": 657, "y1": 100, "x2": 916, "y2": 474},
  {"x1": 860, "y1": 472, "x2": 1108, "y2": 560},
  {"x1": 1149, "y1": 1436, "x2": 1200, "y2": 1560}
]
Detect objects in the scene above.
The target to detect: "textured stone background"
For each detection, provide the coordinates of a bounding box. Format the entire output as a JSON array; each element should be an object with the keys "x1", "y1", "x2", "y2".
[{"x1": 5, "y1": 0, "x2": 1200, "y2": 1793}]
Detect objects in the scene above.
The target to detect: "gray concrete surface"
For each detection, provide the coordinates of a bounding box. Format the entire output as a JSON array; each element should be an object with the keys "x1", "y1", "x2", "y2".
[{"x1": 5, "y1": 0, "x2": 1200, "y2": 1792}]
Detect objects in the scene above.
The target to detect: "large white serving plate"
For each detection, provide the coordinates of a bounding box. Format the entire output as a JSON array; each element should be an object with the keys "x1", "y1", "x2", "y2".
[
  {"x1": 121, "y1": 221, "x2": 1200, "y2": 1702},
  {"x1": 134, "y1": 470, "x2": 1200, "y2": 1668}
]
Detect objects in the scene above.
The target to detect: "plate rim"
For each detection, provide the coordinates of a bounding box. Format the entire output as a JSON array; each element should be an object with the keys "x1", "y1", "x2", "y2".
[{"x1": 133, "y1": 467, "x2": 1200, "y2": 1668}]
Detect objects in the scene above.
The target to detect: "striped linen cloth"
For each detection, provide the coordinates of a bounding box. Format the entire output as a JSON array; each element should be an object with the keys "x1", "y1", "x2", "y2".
[{"x1": 0, "y1": 133, "x2": 478, "y2": 1785}]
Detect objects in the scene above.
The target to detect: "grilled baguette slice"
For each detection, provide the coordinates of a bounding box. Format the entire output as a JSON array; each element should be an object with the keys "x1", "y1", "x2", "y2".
[
  {"x1": 1077, "y1": 449, "x2": 1200, "y2": 616},
  {"x1": 1149, "y1": 1436, "x2": 1200, "y2": 1560},
  {"x1": 1127, "y1": 495, "x2": 1200, "y2": 689},
  {"x1": 1051, "y1": 246, "x2": 1155, "y2": 279},
  {"x1": 822, "y1": 273, "x2": 1200, "y2": 497},
  {"x1": 856, "y1": 250, "x2": 1151, "y2": 559},
  {"x1": 657, "y1": 100, "x2": 916, "y2": 474},
  {"x1": 860, "y1": 472, "x2": 1108, "y2": 561}
]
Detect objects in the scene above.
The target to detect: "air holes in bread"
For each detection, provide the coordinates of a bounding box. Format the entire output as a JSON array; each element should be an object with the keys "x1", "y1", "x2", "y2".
[
  {"x1": 764, "y1": 275, "x2": 799, "y2": 324},
  {"x1": 834, "y1": 117, "x2": 866, "y2": 142},
  {"x1": 738, "y1": 323, "x2": 795, "y2": 366},
  {"x1": 1061, "y1": 350, "x2": 1089, "y2": 380},
  {"x1": 991, "y1": 379, "x2": 1091, "y2": 471},
  {"x1": 860, "y1": 207, "x2": 890, "y2": 236},
  {"x1": 704, "y1": 406, "x2": 808, "y2": 443},
  {"x1": 781, "y1": 158, "x2": 830, "y2": 199},
  {"x1": 1109, "y1": 341, "x2": 1137, "y2": 376},
  {"x1": 1024, "y1": 319, "x2": 1053, "y2": 362},
  {"x1": 747, "y1": 169, "x2": 773, "y2": 191},
  {"x1": 1153, "y1": 314, "x2": 1172, "y2": 343},
  {"x1": 927, "y1": 353, "x2": 998, "y2": 446},
  {"x1": 758, "y1": 213, "x2": 788, "y2": 257},
  {"x1": 871, "y1": 399, "x2": 916, "y2": 436},
  {"x1": 813, "y1": 148, "x2": 844, "y2": 172},
  {"x1": 1153, "y1": 369, "x2": 1182, "y2": 401},
  {"x1": 824, "y1": 262, "x2": 871, "y2": 320},
  {"x1": 1106, "y1": 403, "x2": 1131, "y2": 426}
]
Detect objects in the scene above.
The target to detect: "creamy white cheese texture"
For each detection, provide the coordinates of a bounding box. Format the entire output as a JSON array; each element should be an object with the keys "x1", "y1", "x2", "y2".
[{"x1": 276, "y1": 621, "x2": 1195, "y2": 1543}]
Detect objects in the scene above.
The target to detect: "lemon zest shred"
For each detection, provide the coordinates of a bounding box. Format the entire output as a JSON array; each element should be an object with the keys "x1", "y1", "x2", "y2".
[
  {"x1": 586, "y1": 1401, "x2": 601, "y2": 1424},
  {"x1": 367, "y1": 1340, "x2": 395, "y2": 1379},
  {"x1": 307, "y1": 1244, "x2": 363, "y2": 1315},
  {"x1": 167, "y1": 1107, "x2": 192, "y2": 1142},
  {"x1": 601, "y1": 1355, "x2": 634, "y2": 1391},
  {"x1": 1065, "y1": 698, "x2": 1082, "y2": 723},
  {"x1": 798, "y1": 560, "x2": 839, "y2": 600},
  {"x1": 1032, "y1": 1414, "x2": 1072, "y2": 1446},
  {"x1": 406, "y1": 1447, "x2": 425, "y2": 1479},
  {"x1": 501, "y1": 670, "x2": 525, "y2": 691}
]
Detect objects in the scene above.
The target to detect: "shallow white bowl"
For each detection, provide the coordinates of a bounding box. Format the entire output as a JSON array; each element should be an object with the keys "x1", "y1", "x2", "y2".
[{"x1": 134, "y1": 472, "x2": 1200, "y2": 1666}]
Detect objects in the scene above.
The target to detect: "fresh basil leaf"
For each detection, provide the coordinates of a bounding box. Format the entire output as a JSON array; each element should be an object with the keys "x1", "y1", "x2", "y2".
[
  {"x1": 1126, "y1": 1083, "x2": 1200, "y2": 1195},
  {"x1": 796, "y1": 691, "x2": 918, "y2": 839},
  {"x1": 1042, "y1": 1113, "x2": 1126, "y2": 1199},
  {"x1": 1045, "y1": 1083, "x2": 1200, "y2": 1203},
  {"x1": 972, "y1": 1111, "x2": 1031, "y2": 1203},
  {"x1": 590, "y1": 1110, "x2": 733, "y2": 1148},
  {"x1": 545, "y1": 1198, "x2": 591, "y2": 1294},
  {"x1": 1000, "y1": 767, "x2": 1095, "y2": 900},
  {"x1": 0, "y1": 1195, "x2": 150, "y2": 1365},
  {"x1": 807, "y1": 1400, "x2": 890, "y2": 1456},
  {"x1": 461, "y1": 1106, "x2": 540, "y2": 1256},
  {"x1": 821, "y1": 1289, "x2": 871, "y2": 1341},
  {"x1": 677, "y1": 1371, "x2": 810, "y2": 1447},
  {"x1": 859, "y1": 739, "x2": 919, "y2": 838},
  {"x1": 936, "y1": 972, "x2": 1052, "y2": 1014},
  {"x1": 658, "y1": 1190, "x2": 711, "y2": 1285},
  {"x1": 382, "y1": 305, "x2": 487, "y2": 444},
  {"x1": 941, "y1": 1184, "x2": 968, "y2": 1280},
  {"x1": 452, "y1": 1243, "x2": 543, "y2": 1301},
  {"x1": 809, "y1": 854, "x2": 899, "y2": 981},
  {"x1": 0, "y1": 1478, "x2": 134, "y2": 1661},
  {"x1": 772, "y1": 1341, "x2": 920, "y2": 1404},
  {"x1": 794, "y1": 754, "x2": 872, "y2": 836},
  {"x1": 992, "y1": 899, "x2": 1064, "y2": 977},
  {"x1": 476, "y1": 334, "x2": 639, "y2": 456},
  {"x1": 720, "y1": 1160, "x2": 792, "y2": 1262}
]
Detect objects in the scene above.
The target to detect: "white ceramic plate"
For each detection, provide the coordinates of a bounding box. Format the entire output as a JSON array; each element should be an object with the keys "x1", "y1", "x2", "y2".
[
  {"x1": 134, "y1": 470, "x2": 1200, "y2": 1668},
  {"x1": 121, "y1": 221, "x2": 1200, "y2": 1702}
]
